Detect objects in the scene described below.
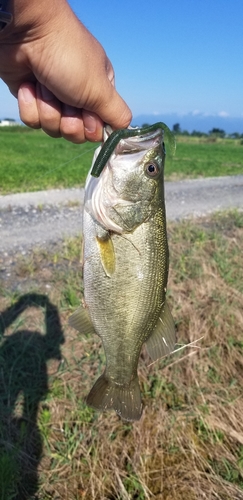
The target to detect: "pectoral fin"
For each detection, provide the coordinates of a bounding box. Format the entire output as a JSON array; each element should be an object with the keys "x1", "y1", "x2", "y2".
[
  {"x1": 68, "y1": 306, "x2": 95, "y2": 335},
  {"x1": 146, "y1": 301, "x2": 176, "y2": 362},
  {"x1": 96, "y1": 233, "x2": 115, "y2": 277}
]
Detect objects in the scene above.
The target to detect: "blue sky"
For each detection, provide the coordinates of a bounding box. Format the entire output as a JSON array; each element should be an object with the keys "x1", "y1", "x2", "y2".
[{"x1": 1, "y1": 0, "x2": 243, "y2": 123}]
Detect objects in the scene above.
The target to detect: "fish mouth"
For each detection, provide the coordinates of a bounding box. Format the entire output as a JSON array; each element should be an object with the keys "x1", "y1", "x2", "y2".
[
  {"x1": 114, "y1": 128, "x2": 164, "y2": 155},
  {"x1": 91, "y1": 122, "x2": 175, "y2": 177},
  {"x1": 105, "y1": 123, "x2": 163, "y2": 144}
]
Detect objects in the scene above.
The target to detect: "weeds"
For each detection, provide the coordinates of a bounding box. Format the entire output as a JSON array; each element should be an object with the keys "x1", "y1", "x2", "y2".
[{"x1": 0, "y1": 210, "x2": 243, "y2": 499}]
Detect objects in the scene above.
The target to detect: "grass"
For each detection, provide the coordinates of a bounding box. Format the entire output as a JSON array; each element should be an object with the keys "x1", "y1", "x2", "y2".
[
  {"x1": 0, "y1": 210, "x2": 243, "y2": 499},
  {"x1": 0, "y1": 127, "x2": 96, "y2": 195},
  {"x1": 0, "y1": 128, "x2": 243, "y2": 194},
  {"x1": 170, "y1": 135, "x2": 243, "y2": 180}
]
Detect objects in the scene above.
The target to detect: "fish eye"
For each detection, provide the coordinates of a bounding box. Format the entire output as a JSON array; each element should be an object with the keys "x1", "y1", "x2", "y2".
[{"x1": 145, "y1": 162, "x2": 160, "y2": 177}]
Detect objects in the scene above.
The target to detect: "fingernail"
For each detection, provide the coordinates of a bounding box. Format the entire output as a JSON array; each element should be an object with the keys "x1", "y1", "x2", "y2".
[
  {"x1": 84, "y1": 113, "x2": 97, "y2": 133},
  {"x1": 20, "y1": 87, "x2": 34, "y2": 103},
  {"x1": 41, "y1": 85, "x2": 54, "y2": 101}
]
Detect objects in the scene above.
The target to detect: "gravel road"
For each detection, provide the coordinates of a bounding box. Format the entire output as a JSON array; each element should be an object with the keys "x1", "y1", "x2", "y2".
[{"x1": 0, "y1": 175, "x2": 242, "y2": 255}]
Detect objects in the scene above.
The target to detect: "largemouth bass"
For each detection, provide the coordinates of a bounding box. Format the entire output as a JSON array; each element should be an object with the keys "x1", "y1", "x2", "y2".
[{"x1": 69, "y1": 123, "x2": 176, "y2": 422}]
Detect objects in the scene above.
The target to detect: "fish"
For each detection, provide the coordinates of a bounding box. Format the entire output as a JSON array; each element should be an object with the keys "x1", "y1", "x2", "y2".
[{"x1": 69, "y1": 123, "x2": 176, "y2": 422}]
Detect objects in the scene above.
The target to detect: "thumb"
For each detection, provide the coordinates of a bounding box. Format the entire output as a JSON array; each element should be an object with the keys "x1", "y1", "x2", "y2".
[{"x1": 87, "y1": 57, "x2": 132, "y2": 130}]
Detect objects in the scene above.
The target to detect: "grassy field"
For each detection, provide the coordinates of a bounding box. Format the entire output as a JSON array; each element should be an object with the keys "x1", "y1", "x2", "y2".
[
  {"x1": 0, "y1": 210, "x2": 243, "y2": 499},
  {"x1": 0, "y1": 127, "x2": 243, "y2": 194},
  {"x1": 0, "y1": 127, "x2": 96, "y2": 195},
  {"x1": 170, "y1": 135, "x2": 243, "y2": 180}
]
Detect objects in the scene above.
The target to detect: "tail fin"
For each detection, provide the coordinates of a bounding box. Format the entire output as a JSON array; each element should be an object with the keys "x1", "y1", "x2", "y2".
[{"x1": 86, "y1": 373, "x2": 143, "y2": 422}]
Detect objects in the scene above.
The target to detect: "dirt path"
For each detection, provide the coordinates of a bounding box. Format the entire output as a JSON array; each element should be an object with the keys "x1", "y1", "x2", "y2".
[{"x1": 0, "y1": 175, "x2": 242, "y2": 254}]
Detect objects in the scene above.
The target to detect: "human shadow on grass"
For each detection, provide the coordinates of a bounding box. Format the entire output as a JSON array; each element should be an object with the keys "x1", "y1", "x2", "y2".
[{"x1": 0, "y1": 293, "x2": 65, "y2": 500}]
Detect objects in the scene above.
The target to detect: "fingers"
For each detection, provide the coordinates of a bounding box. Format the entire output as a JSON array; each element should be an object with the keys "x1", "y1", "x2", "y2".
[
  {"x1": 36, "y1": 83, "x2": 62, "y2": 138},
  {"x1": 18, "y1": 82, "x2": 62, "y2": 136},
  {"x1": 18, "y1": 82, "x2": 104, "y2": 143},
  {"x1": 82, "y1": 110, "x2": 104, "y2": 142},
  {"x1": 60, "y1": 104, "x2": 85, "y2": 143},
  {"x1": 18, "y1": 83, "x2": 41, "y2": 129},
  {"x1": 17, "y1": 61, "x2": 132, "y2": 143}
]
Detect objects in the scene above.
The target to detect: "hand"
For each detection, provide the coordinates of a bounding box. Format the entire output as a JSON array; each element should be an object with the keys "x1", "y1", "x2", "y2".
[{"x1": 0, "y1": 0, "x2": 132, "y2": 143}]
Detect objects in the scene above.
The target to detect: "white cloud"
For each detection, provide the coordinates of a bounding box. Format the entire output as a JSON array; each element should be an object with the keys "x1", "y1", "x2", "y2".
[{"x1": 218, "y1": 111, "x2": 229, "y2": 118}]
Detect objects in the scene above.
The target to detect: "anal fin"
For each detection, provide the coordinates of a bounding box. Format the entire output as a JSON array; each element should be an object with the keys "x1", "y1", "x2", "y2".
[{"x1": 146, "y1": 300, "x2": 176, "y2": 362}]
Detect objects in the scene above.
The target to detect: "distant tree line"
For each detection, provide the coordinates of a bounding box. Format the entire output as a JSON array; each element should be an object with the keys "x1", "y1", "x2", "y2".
[{"x1": 172, "y1": 123, "x2": 243, "y2": 139}]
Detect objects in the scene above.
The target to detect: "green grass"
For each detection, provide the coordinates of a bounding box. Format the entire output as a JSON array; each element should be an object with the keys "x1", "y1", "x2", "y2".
[
  {"x1": 170, "y1": 136, "x2": 243, "y2": 179},
  {"x1": 0, "y1": 128, "x2": 243, "y2": 194},
  {"x1": 0, "y1": 210, "x2": 243, "y2": 499},
  {"x1": 0, "y1": 127, "x2": 96, "y2": 194}
]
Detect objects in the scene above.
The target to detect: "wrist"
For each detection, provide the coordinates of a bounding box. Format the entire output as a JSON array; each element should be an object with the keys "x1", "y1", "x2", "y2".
[{"x1": 0, "y1": 0, "x2": 71, "y2": 41}]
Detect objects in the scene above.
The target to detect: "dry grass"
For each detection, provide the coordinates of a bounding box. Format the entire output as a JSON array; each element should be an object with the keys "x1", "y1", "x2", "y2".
[{"x1": 0, "y1": 210, "x2": 243, "y2": 499}]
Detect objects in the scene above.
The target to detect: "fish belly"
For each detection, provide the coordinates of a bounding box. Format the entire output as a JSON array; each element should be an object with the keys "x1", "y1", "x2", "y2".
[{"x1": 82, "y1": 207, "x2": 168, "y2": 420}]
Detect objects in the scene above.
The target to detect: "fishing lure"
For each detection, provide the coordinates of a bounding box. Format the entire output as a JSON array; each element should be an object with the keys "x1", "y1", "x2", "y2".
[{"x1": 91, "y1": 122, "x2": 176, "y2": 178}]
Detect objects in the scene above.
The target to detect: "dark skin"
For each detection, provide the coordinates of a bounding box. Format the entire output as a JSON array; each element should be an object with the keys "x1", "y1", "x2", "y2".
[{"x1": 0, "y1": 0, "x2": 132, "y2": 143}]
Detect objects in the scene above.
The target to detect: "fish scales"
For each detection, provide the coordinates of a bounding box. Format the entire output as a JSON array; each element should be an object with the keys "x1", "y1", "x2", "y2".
[
  {"x1": 69, "y1": 124, "x2": 176, "y2": 421},
  {"x1": 83, "y1": 210, "x2": 167, "y2": 373}
]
